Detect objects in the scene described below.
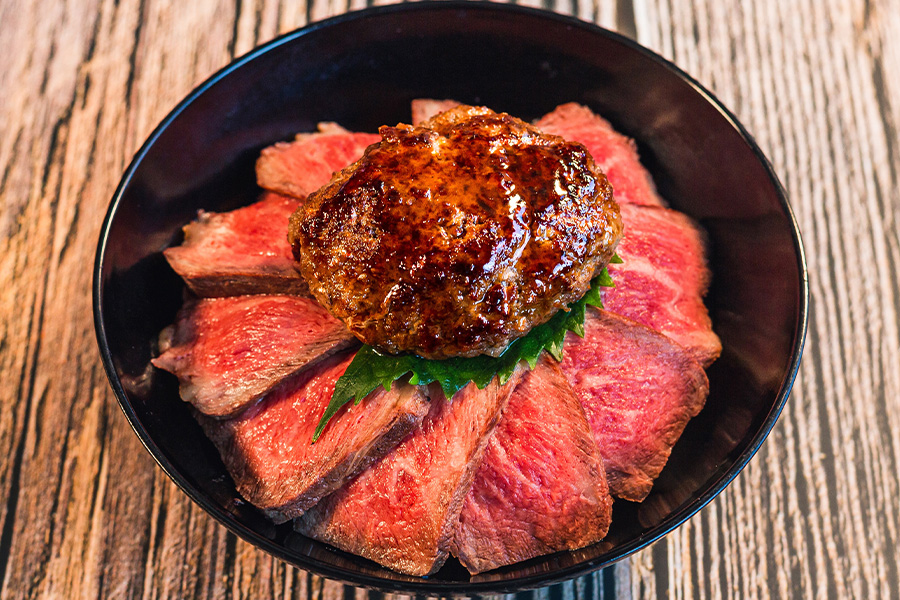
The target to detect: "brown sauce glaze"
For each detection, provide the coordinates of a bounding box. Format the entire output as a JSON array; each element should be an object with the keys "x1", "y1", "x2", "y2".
[{"x1": 289, "y1": 105, "x2": 623, "y2": 359}]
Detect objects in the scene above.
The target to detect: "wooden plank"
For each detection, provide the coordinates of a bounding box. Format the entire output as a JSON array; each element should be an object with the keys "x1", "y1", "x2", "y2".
[
  {"x1": 631, "y1": 0, "x2": 900, "y2": 598},
  {"x1": 1, "y1": 0, "x2": 899, "y2": 598}
]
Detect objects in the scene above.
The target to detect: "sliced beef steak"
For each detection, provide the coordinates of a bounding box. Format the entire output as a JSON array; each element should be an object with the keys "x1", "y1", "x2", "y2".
[
  {"x1": 163, "y1": 192, "x2": 306, "y2": 297},
  {"x1": 295, "y1": 372, "x2": 523, "y2": 576},
  {"x1": 536, "y1": 103, "x2": 665, "y2": 207},
  {"x1": 411, "y1": 98, "x2": 461, "y2": 125},
  {"x1": 605, "y1": 203, "x2": 722, "y2": 367},
  {"x1": 256, "y1": 123, "x2": 380, "y2": 199},
  {"x1": 453, "y1": 356, "x2": 613, "y2": 574},
  {"x1": 152, "y1": 295, "x2": 355, "y2": 417},
  {"x1": 560, "y1": 309, "x2": 709, "y2": 502},
  {"x1": 197, "y1": 351, "x2": 429, "y2": 523}
]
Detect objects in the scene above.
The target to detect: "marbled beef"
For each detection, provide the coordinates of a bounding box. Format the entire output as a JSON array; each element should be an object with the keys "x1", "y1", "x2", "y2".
[
  {"x1": 153, "y1": 103, "x2": 721, "y2": 575},
  {"x1": 561, "y1": 309, "x2": 709, "y2": 502},
  {"x1": 452, "y1": 356, "x2": 613, "y2": 574},
  {"x1": 536, "y1": 103, "x2": 665, "y2": 207},
  {"x1": 295, "y1": 371, "x2": 522, "y2": 576},
  {"x1": 162, "y1": 192, "x2": 306, "y2": 297},
  {"x1": 198, "y1": 351, "x2": 429, "y2": 523},
  {"x1": 604, "y1": 203, "x2": 721, "y2": 367},
  {"x1": 152, "y1": 295, "x2": 355, "y2": 417},
  {"x1": 256, "y1": 123, "x2": 380, "y2": 199}
]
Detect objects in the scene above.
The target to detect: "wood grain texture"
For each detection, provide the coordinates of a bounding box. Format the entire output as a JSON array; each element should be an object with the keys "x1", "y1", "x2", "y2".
[
  {"x1": 631, "y1": 1, "x2": 900, "y2": 598},
  {"x1": 1, "y1": 0, "x2": 898, "y2": 598}
]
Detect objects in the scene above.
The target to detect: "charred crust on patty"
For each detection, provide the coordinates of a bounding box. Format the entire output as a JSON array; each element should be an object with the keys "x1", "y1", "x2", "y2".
[{"x1": 289, "y1": 105, "x2": 623, "y2": 359}]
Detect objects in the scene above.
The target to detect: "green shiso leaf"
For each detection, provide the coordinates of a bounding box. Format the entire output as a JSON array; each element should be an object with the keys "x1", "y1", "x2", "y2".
[{"x1": 312, "y1": 266, "x2": 615, "y2": 441}]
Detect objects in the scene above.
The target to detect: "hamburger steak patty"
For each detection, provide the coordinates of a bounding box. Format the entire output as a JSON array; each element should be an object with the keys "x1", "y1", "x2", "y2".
[{"x1": 288, "y1": 105, "x2": 624, "y2": 358}]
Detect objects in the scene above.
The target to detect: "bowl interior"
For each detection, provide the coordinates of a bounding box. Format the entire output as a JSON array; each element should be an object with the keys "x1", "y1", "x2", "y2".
[{"x1": 94, "y1": 2, "x2": 807, "y2": 594}]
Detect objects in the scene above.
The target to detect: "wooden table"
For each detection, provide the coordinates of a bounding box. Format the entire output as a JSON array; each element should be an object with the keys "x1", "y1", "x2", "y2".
[{"x1": 2, "y1": 0, "x2": 899, "y2": 597}]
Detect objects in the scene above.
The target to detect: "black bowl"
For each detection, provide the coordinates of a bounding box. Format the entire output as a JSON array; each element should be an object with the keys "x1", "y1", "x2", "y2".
[{"x1": 93, "y1": 2, "x2": 808, "y2": 594}]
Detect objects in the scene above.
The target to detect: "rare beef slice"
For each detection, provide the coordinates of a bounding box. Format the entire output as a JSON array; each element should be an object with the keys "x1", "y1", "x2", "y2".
[
  {"x1": 453, "y1": 356, "x2": 613, "y2": 574},
  {"x1": 197, "y1": 351, "x2": 429, "y2": 523},
  {"x1": 256, "y1": 123, "x2": 380, "y2": 199},
  {"x1": 295, "y1": 372, "x2": 523, "y2": 576},
  {"x1": 162, "y1": 192, "x2": 307, "y2": 297},
  {"x1": 560, "y1": 309, "x2": 709, "y2": 502},
  {"x1": 152, "y1": 294, "x2": 355, "y2": 417},
  {"x1": 604, "y1": 203, "x2": 722, "y2": 367},
  {"x1": 536, "y1": 103, "x2": 665, "y2": 208},
  {"x1": 411, "y1": 98, "x2": 461, "y2": 125}
]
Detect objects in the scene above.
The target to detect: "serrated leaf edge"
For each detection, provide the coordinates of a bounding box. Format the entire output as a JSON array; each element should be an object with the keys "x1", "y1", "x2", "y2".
[{"x1": 312, "y1": 267, "x2": 616, "y2": 441}]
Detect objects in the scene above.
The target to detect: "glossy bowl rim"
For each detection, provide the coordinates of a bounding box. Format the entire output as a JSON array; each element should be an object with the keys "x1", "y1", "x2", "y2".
[{"x1": 93, "y1": 2, "x2": 809, "y2": 594}]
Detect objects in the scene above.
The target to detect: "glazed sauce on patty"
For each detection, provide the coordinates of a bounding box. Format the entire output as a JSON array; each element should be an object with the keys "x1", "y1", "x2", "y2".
[{"x1": 290, "y1": 106, "x2": 623, "y2": 359}]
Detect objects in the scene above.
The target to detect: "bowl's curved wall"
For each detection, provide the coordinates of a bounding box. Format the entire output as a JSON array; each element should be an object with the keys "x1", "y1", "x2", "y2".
[{"x1": 94, "y1": 2, "x2": 807, "y2": 593}]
